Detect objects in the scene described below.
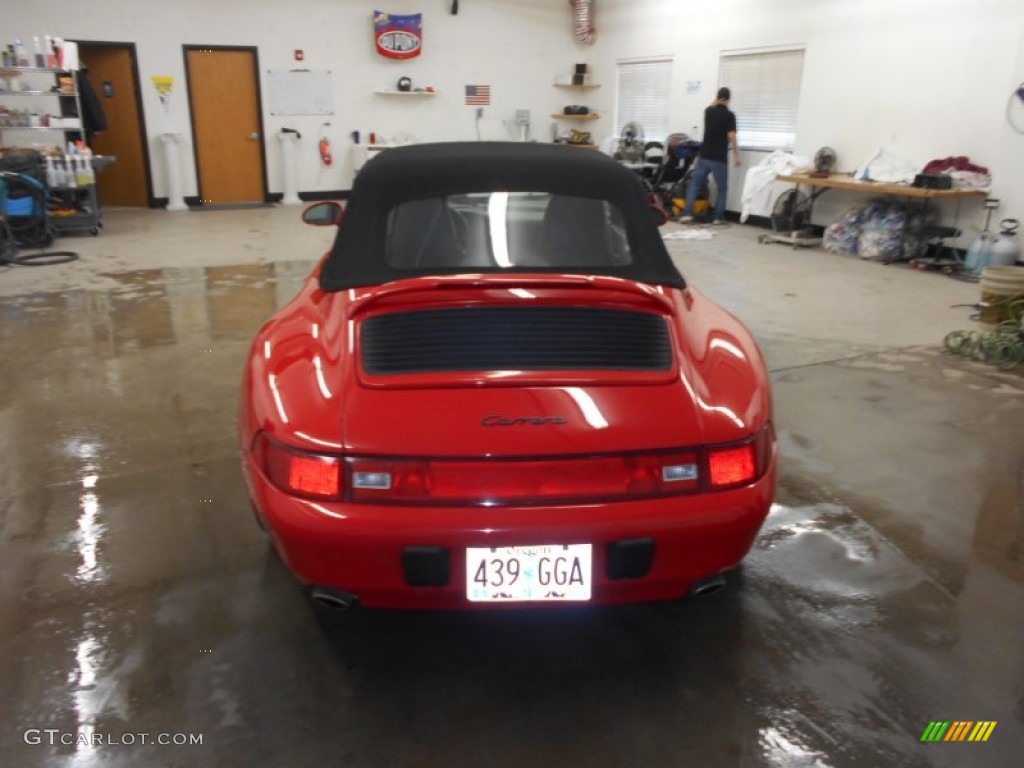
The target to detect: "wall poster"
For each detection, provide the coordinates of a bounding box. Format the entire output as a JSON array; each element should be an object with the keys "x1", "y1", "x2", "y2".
[{"x1": 374, "y1": 11, "x2": 423, "y2": 59}]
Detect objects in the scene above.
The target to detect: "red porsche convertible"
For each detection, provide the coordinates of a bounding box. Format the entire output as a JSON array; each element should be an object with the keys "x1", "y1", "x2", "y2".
[{"x1": 238, "y1": 142, "x2": 776, "y2": 611}]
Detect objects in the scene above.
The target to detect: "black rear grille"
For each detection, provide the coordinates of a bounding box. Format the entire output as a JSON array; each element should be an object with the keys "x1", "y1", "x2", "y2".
[{"x1": 361, "y1": 306, "x2": 672, "y2": 375}]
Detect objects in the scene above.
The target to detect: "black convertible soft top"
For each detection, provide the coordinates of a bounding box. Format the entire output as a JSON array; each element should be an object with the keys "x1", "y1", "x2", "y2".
[{"x1": 318, "y1": 142, "x2": 685, "y2": 291}]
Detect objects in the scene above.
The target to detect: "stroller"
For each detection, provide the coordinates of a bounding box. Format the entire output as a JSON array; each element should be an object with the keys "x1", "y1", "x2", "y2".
[{"x1": 640, "y1": 133, "x2": 702, "y2": 224}]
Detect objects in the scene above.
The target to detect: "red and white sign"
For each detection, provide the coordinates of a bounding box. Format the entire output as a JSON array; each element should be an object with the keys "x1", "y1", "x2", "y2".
[{"x1": 374, "y1": 11, "x2": 423, "y2": 60}]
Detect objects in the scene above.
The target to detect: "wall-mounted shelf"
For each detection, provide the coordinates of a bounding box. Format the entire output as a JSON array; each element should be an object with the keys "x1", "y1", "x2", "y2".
[
  {"x1": 374, "y1": 90, "x2": 437, "y2": 97},
  {"x1": 551, "y1": 74, "x2": 602, "y2": 149}
]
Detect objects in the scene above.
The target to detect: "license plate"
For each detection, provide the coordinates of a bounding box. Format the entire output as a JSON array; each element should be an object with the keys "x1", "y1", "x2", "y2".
[{"x1": 465, "y1": 544, "x2": 592, "y2": 602}]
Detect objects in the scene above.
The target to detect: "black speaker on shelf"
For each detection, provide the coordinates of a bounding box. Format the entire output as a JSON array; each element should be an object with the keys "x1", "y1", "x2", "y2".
[{"x1": 912, "y1": 173, "x2": 952, "y2": 190}]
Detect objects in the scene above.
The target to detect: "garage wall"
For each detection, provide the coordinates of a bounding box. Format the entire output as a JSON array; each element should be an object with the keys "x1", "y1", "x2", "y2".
[
  {"x1": 6, "y1": 0, "x2": 585, "y2": 200},
  {"x1": 6, "y1": 0, "x2": 1024, "y2": 229},
  {"x1": 594, "y1": 0, "x2": 1024, "y2": 230}
]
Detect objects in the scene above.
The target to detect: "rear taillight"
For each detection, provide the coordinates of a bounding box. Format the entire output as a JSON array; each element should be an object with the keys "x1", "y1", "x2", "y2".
[
  {"x1": 708, "y1": 444, "x2": 757, "y2": 488},
  {"x1": 256, "y1": 433, "x2": 344, "y2": 500},
  {"x1": 253, "y1": 425, "x2": 772, "y2": 505},
  {"x1": 707, "y1": 424, "x2": 773, "y2": 490},
  {"x1": 348, "y1": 452, "x2": 699, "y2": 505}
]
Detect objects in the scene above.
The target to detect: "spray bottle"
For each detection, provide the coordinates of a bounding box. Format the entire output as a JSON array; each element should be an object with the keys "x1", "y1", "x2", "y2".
[
  {"x1": 75, "y1": 155, "x2": 89, "y2": 187},
  {"x1": 990, "y1": 219, "x2": 1020, "y2": 267},
  {"x1": 53, "y1": 155, "x2": 66, "y2": 187},
  {"x1": 45, "y1": 155, "x2": 58, "y2": 188},
  {"x1": 65, "y1": 153, "x2": 77, "y2": 189},
  {"x1": 963, "y1": 198, "x2": 999, "y2": 276},
  {"x1": 84, "y1": 149, "x2": 96, "y2": 186}
]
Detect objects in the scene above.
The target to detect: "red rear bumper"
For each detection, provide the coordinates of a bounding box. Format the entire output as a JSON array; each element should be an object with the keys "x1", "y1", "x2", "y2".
[{"x1": 243, "y1": 453, "x2": 776, "y2": 610}]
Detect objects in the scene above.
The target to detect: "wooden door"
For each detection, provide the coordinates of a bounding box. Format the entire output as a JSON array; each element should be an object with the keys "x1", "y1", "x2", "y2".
[
  {"x1": 77, "y1": 43, "x2": 151, "y2": 207},
  {"x1": 185, "y1": 47, "x2": 266, "y2": 205}
]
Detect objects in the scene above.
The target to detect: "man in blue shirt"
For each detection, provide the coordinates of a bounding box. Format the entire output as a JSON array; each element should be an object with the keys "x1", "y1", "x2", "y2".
[{"x1": 679, "y1": 87, "x2": 741, "y2": 226}]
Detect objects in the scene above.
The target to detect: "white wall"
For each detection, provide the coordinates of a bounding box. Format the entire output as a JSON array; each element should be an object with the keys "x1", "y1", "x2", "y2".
[
  {"x1": 7, "y1": 0, "x2": 591, "y2": 200},
  {"x1": 7, "y1": 0, "x2": 1024, "y2": 236},
  {"x1": 594, "y1": 0, "x2": 1024, "y2": 235}
]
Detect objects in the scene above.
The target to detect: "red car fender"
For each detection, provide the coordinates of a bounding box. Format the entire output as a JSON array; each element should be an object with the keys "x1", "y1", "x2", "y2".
[
  {"x1": 240, "y1": 278, "x2": 349, "y2": 454},
  {"x1": 668, "y1": 287, "x2": 773, "y2": 442}
]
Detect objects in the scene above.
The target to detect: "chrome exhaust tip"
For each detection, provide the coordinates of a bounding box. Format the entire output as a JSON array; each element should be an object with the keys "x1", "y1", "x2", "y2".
[
  {"x1": 310, "y1": 586, "x2": 359, "y2": 612},
  {"x1": 689, "y1": 573, "x2": 727, "y2": 597}
]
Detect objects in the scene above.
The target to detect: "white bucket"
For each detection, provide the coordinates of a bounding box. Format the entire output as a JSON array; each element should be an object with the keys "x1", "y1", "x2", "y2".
[{"x1": 978, "y1": 265, "x2": 1024, "y2": 328}]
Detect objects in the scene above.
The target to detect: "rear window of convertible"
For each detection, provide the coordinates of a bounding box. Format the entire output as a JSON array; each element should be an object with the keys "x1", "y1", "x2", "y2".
[{"x1": 384, "y1": 192, "x2": 634, "y2": 270}]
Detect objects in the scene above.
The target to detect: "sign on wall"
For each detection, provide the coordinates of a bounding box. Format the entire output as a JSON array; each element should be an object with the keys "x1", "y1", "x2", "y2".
[
  {"x1": 267, "y1": 70, "x2": 334, "y2": 115},
  {"x1": 151, "y1": 75, "x2": 174, "y2": 111},
  {"x1": 374, "y1": 11, "x2": 423, "y2": 59}
]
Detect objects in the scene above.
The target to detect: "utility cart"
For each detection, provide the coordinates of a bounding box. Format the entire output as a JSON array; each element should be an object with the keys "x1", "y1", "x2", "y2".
[{"x1": 49, "y1": 154, "x2": 114, "y2": 235}]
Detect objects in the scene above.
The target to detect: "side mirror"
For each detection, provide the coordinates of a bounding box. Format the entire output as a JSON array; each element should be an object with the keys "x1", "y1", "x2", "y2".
[{"x1": 302, "y1": 201, "x2": 345, "y2": 227}]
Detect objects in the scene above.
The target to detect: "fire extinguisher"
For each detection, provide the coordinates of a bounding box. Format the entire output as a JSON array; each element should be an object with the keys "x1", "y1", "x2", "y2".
[{"x1": 319, "y1": 136, "x2": 333, "y2": 166}]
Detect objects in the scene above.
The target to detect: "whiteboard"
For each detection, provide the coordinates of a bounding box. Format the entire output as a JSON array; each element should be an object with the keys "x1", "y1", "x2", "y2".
[{"x1": 267, "y1": 70, "x2": 333, "y2": 115}]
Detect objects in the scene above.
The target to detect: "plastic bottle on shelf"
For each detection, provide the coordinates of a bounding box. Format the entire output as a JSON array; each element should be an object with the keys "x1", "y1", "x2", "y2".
[
  {"x1": 33, "y1": 36, "x2": 44, "y2": 68},
  {"x1": 65, "y1": 157, "x2": 77, "y2": 188},
  {"x1": 82, "y1": 149, "x2": 96, "y2": 185},
  {"x1": 44, "y1": 35, "x2": 57, "y2": 68},
  {"x1": 53, "y1": 156, "x2": 67, "y2": 187},
  {"x1": 14, "y1": 39, "x2": 29, "y2": 67},
  {"x1": 75, "y1": 155, "x2": 89, "y2": 187},
  {"x1": 45, "y1": 156, "x2": 58, "y2": 187}
]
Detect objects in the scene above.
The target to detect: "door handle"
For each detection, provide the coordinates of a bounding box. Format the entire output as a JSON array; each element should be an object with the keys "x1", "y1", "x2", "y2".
[{"x1": 248, "y1": 132, "x2": 261, "y2": 140}]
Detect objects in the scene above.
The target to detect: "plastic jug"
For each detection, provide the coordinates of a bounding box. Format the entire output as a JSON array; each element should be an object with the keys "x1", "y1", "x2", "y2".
[
  {"x1": 989, "y1": 219, "x2": 1020, "y2": 266},
  {"x1": 963, "y1": 233, "x2": 994, "y2": 274}
]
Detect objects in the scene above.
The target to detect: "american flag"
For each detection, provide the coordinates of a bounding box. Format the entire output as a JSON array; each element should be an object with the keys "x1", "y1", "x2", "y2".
[{"x1": 465, "y1": 84, "x2": 491, "y2": 105}]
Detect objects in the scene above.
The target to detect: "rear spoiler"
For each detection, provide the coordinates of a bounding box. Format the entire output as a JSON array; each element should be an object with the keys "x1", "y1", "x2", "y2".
[{"x1": 347, "y1": 273, "x2": 677, "y2": 317}]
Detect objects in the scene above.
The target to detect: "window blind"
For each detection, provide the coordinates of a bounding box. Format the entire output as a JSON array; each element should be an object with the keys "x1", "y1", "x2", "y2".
[
  {"x1": 719, "y1": 48, "x2": 805, "y2": 151},
  {"x1": 615, "y1": 57, "x2": 673, "y2": 142}
]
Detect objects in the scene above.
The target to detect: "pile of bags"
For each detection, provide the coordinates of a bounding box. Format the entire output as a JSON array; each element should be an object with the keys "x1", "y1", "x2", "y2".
[
  {"x1": 824, "y1": 200, "x2": 932, "y2": 261},
  {"x1": 823, "y1": 206, "x2": 864, "y2": 255}
]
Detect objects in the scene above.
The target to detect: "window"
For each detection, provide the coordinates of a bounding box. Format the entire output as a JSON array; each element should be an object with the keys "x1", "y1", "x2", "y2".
[
  {"x1": 615, "y1": 57, "x2": 673, "y2": 143},
  {"x1": 718, "y1": 47, "x2": 805, "y2": 151},
  {"x1": 386, "y1": 193, "x2": 632, "y2": 271}
]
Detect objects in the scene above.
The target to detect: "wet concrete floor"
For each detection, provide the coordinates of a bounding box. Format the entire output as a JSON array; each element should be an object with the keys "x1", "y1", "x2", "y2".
[{"x1": 0, "y1": 208, "x2": 1021, "y2": 766}]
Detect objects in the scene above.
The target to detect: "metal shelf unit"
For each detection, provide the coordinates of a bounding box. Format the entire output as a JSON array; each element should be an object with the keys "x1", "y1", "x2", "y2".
[
  {"x1": 0, "y1": 66, "x2": 85, "y2": 144},
  {"x1": 0, "y1": 67, "x2": 104, "y2": 235}
]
